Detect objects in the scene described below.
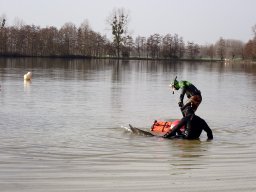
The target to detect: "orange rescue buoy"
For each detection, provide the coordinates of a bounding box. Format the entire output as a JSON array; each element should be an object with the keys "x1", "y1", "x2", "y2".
[{"x1": 151, "y1": 120, "x2": 185, "y2": 133}]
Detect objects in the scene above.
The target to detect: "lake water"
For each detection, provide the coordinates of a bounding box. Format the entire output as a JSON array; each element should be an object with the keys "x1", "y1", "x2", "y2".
[{"x1": 0, "y1": 58, "x2": 256, "y2": 192}]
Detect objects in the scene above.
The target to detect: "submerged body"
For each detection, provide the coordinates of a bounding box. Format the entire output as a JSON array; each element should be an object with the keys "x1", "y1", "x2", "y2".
[
  {"x1": 162, "y1": 115, "x2": 213, "y2": 140},
  {"x1": 129, "y1": 115, "x2": 213, "y2": 140}
]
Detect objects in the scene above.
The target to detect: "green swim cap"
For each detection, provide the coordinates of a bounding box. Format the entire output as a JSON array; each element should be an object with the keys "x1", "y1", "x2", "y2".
[{"x1": 171, "y1": 76, "x2": 180, "y2": 89}]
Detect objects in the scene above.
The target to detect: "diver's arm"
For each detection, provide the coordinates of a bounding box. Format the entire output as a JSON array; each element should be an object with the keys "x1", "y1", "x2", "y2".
[
  {"x1": 179, "y1": 87, "x2": 186, "y2": 104},
  {"x1": 180, "y1": 102, "x2": 191, "y2": 111},
  {"x1": 162, "y1": 116, "x2": 189, "y2": 138},
  {"x1": 205, "y1": 128, "x2": 213, "y2": 140},
  {"x1": 202, "y1": 120, "x2": 213, "y2": 140}
]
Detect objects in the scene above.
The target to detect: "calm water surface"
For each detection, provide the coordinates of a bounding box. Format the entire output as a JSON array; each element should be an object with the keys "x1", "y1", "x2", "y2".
[{"x1": 0, "y1": 58, "x2": 256, "y2": 192}]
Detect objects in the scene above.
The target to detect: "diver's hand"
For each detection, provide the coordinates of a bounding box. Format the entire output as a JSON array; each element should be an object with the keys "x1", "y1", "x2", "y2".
[
  {"x1": 163, "y1": 130, "x2": 176, "y2": 138},
  {"x1": 163, "y1": 131, "x2": 172, "y2": 138}
]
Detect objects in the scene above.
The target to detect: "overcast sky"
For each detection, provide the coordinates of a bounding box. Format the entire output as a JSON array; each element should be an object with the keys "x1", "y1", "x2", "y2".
[{"x1": 1, "y1": 0, "x2": 256, "y2": 44}]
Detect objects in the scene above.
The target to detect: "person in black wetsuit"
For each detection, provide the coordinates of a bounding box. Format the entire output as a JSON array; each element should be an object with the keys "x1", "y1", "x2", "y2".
[
  {"x1": 164, "y1": 114, "x2": 213, "y2": 140},
  {"x1": 170, "y1": 76, "x2": 202, "y2": 116},
  {"x1": 163, "y1": 77, "x2": 212, "y2": 139}
]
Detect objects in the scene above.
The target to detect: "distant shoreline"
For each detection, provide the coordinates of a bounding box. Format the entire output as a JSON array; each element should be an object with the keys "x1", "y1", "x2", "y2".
[
  {"x1": 0, "y1": 55, "x2": 226, "y2": 62},
  {"x1": 1, "y1": 55, "x2": 255, "y2": 64}
]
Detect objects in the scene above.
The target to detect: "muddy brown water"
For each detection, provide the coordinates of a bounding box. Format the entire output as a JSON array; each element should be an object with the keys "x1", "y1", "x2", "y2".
[{"x1": 0, "y1": 58, "x2": 256, "y2": 191}]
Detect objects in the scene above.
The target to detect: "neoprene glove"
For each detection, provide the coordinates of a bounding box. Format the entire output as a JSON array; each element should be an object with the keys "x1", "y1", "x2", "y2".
[{"x1": 163, "y1": 131, "x2": 175, "y2": 138}]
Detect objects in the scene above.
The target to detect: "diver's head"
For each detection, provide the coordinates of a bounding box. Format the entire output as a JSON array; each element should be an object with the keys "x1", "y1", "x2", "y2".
[{"x1": 169, "y1": 76, "x2": 180, "y2": 94}]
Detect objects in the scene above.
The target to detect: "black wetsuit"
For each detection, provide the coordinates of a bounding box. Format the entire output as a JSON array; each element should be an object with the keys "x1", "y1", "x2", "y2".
[
  {"x1": 179, "y1": 82, "x2": 202, "y2": 114},
  {"x1": 176, "y1": 81, "x2": 203, "y2": 139},
  {"x1": 163, "y1": 115, "x2": 213, "y2": 140},
  {"x1": 179, "y1": 83, "x2": 201, "y2": 102}
]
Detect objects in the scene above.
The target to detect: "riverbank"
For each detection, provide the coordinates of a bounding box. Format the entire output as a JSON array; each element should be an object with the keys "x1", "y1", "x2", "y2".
[
  {"x1": 1, "y1": 55, "x2": 255, "y2": 64},
  {"x1": 0, "y1": 55, "x2": 223, "y2": 62},
  {"x1": 224, "y1": 58, "x2": 256, "y2": 64}
]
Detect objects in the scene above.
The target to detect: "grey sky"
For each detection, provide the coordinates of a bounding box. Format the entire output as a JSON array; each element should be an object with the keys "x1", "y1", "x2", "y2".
[{"x1": 1, "y1": 0, "x2": 256, "y2": 44}]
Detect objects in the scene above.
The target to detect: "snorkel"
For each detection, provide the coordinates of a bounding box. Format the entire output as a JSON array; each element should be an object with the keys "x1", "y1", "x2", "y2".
[{"x1": 169, "y1": 76, "x2": 179, "y2": 94}]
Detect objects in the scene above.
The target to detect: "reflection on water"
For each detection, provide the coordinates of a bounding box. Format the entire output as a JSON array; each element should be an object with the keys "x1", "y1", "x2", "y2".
[
  {"x1": 23, "y1": 79, "x2": 31, "y2": 88},
  {"x1": 0, "y1": 58, "x2": 256, "y2": 192}
]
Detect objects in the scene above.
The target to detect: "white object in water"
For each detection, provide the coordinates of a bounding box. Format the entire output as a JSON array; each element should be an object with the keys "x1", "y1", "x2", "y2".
[{"x1": 24, "y1": 72, "x2": 32, "y2": 80}]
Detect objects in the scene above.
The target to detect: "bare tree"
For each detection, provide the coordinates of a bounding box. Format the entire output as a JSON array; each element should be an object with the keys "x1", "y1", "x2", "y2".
[
  {"x1": 252, "y1": 24, "x2": 256, "y2": 39},
  {"x1": 250, "y1": 24, "x2": 256, "y2": 59},
  {"x1": 122, "y1": 35, "x2": 133, "y2": 57},
  {"x1": 244, "y1": 40, "x2": 256, "y2": 59},
  {"x1": 1, "y1": 19, "x2": 6, "y2": 28},
  {"x1": 244, "y1": 24, "x2": 256, "y2": 59},
  {"x1": 107, "y1": 8, "x2": 129, "y2": 58},
  {"x1": 186, "y1": 42, "x2": 199, "y2": 59},
  {"x1": 13, "y1": 17, "x2": 25, "y2": 29},
  {"x1": 59, "y1": 22, "x2": 78, "y2": 56},
  {"x1": 173, "y1": 34, "x2": 179, "y2": 58},
  {"x1": 147, "y1": 34, "x2": 162, "y2": 59},
  {"x1": 134, "y1": 36, "x2": 146, "y2": 58},
  {"x1": 0, "y1": 14, "x2": 6, "y2": 27},
  {"x1": 0, "y1": 15, "x2": 7, "y2": 55},
  {"x1": 225, "y1": 39, "x2": 244, "y2": 59},
  {"x1": 216, "y1": 37, "x2": 226, "y2": 60},
  {"x1": 161, "y1": 34, "x2": 184, "y2": 59},
  {"x1": 162, "y1": 34, "x2": 173, "y2": 58},
  {"x1": 78, "y1": 20, "x2": 93, "y2": 56},
  {"x1": 178, "y1": 37, "x2": 185, "y2": 58},
  {"x1": 207, "y1": 45, "x2": 215, "y2": 60}
]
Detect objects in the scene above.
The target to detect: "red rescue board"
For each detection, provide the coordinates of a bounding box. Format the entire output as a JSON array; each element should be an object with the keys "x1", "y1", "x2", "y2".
[{"x1": 151, "y1": 120, "x2": 185, "y2": 133}]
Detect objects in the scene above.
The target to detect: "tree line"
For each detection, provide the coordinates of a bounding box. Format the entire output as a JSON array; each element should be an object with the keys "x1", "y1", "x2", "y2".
[{"x1": 0, "y1": 11, "x2": 256, "y2": 60}]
